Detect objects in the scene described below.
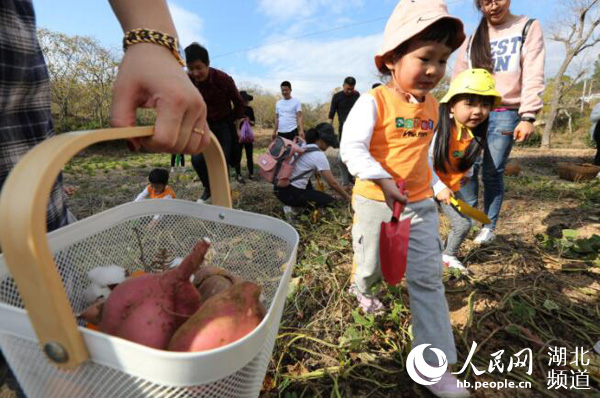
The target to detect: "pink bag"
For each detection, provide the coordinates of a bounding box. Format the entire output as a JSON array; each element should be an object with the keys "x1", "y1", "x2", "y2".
[
  {"x1": 257, "y1": 137, "x2": 317, "y2": 187},
  {"x1": 239, "y1": 120, "x2": 254, "y2": 144}
]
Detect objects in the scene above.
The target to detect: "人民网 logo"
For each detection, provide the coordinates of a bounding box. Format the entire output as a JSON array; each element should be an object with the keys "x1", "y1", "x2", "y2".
[{"x1": 406, "y1": 344, "x2": 448, "y2": 385}]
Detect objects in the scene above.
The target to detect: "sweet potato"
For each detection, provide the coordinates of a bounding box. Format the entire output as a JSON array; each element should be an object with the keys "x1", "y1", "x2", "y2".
[
  {"x1": 168, "y1": 281, "x2": 266, "y2": 352},
  {"x1": 193, "y1": 266, "x2": 244, "y2": 301},
  {"x1": 98, "y1": 238, "x2": 210, "y2": 349}
]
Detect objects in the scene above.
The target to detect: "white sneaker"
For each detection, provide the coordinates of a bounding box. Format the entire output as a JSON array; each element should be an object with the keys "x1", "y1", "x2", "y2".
[
  {"x1": 473, "y1": 227, "x2": 495, "y2": 244},
  {"x1": 170, "y1": 167, "x2": 175, "y2": 173},
  {"x1": 442, "y1": 254, "x2": 468, "y2": 273}
]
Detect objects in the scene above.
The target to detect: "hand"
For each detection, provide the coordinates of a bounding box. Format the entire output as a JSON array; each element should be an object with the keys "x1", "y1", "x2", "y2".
[
  {"x1": 298, "y1": 130, "x2": 305, "y2": 140},
  {"x1": 435, "y1": 188, "x2": 453, "y2": 205},
  {"x1": 110, "y1": 43, "x2": 211, "y2": 154},
  {"x1": 513, "y1": 120, "x2": 535, "y2": 142},
  {"x1": 374, "y1": 178, "x2": 408, "y2": 210},
  {"x1": 63, "y1": 185, "x2": 75, "y2": 196}
]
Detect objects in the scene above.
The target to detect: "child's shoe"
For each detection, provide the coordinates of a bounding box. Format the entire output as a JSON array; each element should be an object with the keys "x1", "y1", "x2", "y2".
[
  {"x1": 424, "y1": 371, "x2": 470, "y2": 398},
  {"x1": 348, "y1": 284, "x2": 384, "y2": 314},
  {"x1": 442, "y1": 254, "x2": 468, "y2": 273},
  {"x1": 473, "y1": 227, "x2": 495, "y2": 244}
]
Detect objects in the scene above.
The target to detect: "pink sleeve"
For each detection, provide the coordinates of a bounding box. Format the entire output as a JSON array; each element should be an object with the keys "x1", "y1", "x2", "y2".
[
  {"x1": 519, "y1": 20, "x2": 545, "y2": 118},
  {"x1": 452, "y1": 38, "x2": 470, "y2": 79}
]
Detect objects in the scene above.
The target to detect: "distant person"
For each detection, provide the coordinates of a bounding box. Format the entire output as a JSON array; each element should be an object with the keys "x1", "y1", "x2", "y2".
[
  {"x1": 372, "y1": 83, "x2": 382, "y2": 89},
  {"x1": 328, "y1": 76, "x2": 360, "y2": 188},
  {"x1": 237, "y1": 90, "x2": 256, "y2": 180},
  {"x1": 185, "y1": 43, "x2": 245, "y2": 202},
  {"x1": 452, "y1": 0, "x2": 545, "y2": 244},
  {"x1": 272, "y1": 81, "x2": 304, "y2": 140},
  {"x1": 135, "y1": 168, "x2": 176, "y2": 201},
  {"x1": 591, "y1": 102, "x2": 600, "y2": 166},
  {"x1": 275, "y1": 123, "x2": 350, "y2": 210},
  {"x1": 170, "y1": 154, "x2": 185, "y2": 172}
]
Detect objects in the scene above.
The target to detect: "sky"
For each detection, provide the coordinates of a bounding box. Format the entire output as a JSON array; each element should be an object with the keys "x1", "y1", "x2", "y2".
[{"x1": 33, "y1": 0, "x2": 597, "y2": 104}]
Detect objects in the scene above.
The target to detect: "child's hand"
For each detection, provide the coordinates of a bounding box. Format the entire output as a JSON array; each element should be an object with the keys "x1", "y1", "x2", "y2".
[
  {"x1": 436, "y1": 188, "x2": 453, "y2": 205},
  {"x1": 374, "y1": 178, "x2": 408, "y2": 210},
  {"x1": 110, "y1": 43, "x2": 210, "y2": 155}
]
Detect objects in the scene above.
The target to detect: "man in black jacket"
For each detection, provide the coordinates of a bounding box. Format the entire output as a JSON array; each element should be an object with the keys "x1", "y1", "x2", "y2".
[{"x1": 328, "y1": 76, "x2": 360, "y2": 188}]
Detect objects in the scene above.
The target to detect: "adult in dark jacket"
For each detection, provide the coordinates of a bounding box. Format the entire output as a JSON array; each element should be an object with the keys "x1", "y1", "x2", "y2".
[
  {"x1": 185, "y1": 43, "x2": 245, "y2": 201},
  {"x1": 328, "y1": 76, "x2": 360, "y2": 187}
]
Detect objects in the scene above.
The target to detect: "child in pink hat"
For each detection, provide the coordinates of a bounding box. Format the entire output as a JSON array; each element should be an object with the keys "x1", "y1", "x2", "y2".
[{"x1": 340, "y1": 0, "x2": 470, "y2": 396}]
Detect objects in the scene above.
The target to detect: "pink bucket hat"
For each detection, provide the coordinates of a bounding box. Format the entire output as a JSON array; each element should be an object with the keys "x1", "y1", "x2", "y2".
[{"x1": 375, "y1": 0, "x2": 465, "y2": 72}]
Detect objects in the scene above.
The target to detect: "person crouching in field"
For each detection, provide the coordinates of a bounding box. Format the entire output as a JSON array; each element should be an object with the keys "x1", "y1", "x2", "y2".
[
  {"x1": 135, "y1": 168, "x2": 176, "y2": 201},
  {"x1": 431, "y1": 69, "x2": 502, "y2": 272},
  {"x1": 275, "y1": 123, "x2": 350, "y2": 214}
]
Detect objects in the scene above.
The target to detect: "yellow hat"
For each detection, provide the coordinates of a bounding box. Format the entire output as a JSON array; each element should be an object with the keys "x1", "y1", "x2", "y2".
[{"x1": 440, "y1": 69, "x2": 502, "y2": 109}]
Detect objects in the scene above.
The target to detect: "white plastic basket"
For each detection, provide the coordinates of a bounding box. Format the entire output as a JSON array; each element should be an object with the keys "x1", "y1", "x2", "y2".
[{"x1": 0, "y1": 127, "x2": 299, "y2": 398}]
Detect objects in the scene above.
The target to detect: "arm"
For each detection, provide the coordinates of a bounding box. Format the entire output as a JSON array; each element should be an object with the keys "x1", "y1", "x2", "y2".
[
  {"x1": 428, "y1": 133, "x2": 452, "y2": 204},
  {"x1": 320, "y1": 170, "x2": 351, "y2": 201},
  {"x1": 297, "y1": 111, "x2": 305, "y2": 139},
  {"x1": 134, "y1": 187, "x2": 150, "y2": 202},
  {"x1": 340, "y1": 94, "x2": 391, "y2": 180},
  {"x1": 515, "y1": 20, "x2": 545, "y2": 142},
  {"x1": 328, "y1": 94, "x2": 337, "y2": 123},
  {"x1": 108, "y1": 0, "x2": 210, "y2": 154},
  {"x1": 272, "y1": 112, "x2": 279, "y2": 140}
]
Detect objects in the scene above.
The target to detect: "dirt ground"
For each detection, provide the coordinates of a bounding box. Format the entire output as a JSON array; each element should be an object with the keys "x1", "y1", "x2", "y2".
[{"x1": 1, "y1": 135, "x2": 599, "y2": 397}]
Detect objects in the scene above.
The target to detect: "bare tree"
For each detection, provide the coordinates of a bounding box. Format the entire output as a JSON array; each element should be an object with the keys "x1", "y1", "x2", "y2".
[{"x1": 542, "y1": 0, "x2": 600, "y2": 148}]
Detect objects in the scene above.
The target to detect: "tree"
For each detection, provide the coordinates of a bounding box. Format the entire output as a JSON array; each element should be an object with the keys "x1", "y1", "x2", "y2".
[
  {"x1": 38, "y1": 28, "x2": 118, "y2": 132},
  {"x1": 542, "y1": 0, "x2": 600, "y2": 148}
]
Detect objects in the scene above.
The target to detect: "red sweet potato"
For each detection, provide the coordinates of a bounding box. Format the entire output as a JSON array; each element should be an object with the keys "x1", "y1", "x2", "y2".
[
  {"x1": 168, "y1": 281, "x2": 266, "y2": 352},
  {"x1": 98, "y1": 239, "x2": 210, "y2": 349}
]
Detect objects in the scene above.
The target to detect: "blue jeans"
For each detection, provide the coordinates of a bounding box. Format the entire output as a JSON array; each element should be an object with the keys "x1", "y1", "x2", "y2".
[{"x1": 459, "y1": 110, "x2": 520, "y2": 230}]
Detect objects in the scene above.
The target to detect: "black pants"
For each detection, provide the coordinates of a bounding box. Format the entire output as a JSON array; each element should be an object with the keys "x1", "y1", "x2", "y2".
[
  {"x1": 594, "y1": 123, "x2": 600, "y2": 165},
  {"x1": 275, "y1": 183, "x2": 334, "y2": 208},
  {"x1": 234, "y1": 142, "x2": 254, "y2": 176},
  {"x1": 278, "y1": 128, "x2": 298, "y2": 141},
  {"x1": 171, "y1": 154, "x2": 185, "y2": 167},
  {"x1": 192, "y1": 120, "x2": 233, "y2": 193}
]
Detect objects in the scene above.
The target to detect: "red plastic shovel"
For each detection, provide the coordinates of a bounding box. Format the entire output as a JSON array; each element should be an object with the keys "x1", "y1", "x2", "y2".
[{"x1": 379, "y1": 180, "x2": 410, "y2": 285}]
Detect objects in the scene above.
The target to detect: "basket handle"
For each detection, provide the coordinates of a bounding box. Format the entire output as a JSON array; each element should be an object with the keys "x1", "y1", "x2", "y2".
[{"x1": 0, "y1": 126, "x2": 231, "y2": 369}]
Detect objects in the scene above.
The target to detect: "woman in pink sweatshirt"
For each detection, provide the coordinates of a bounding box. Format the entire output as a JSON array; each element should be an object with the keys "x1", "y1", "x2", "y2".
[{"x1": 452, "y1": 0, "x2": 545, "y2": 244}]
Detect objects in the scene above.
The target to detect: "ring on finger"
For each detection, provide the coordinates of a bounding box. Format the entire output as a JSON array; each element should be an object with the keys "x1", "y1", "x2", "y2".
[{"x1": 193, "y1": 127, "x2": 204, "y2": 135}]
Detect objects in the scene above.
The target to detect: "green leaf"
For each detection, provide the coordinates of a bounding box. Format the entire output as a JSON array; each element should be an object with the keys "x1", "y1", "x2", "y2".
[
  {"x1": 562, "y1": 229, "x2": 579, "y2": 239},
  {"x1": 543, "y1": 299, "x2": 560, "y2": 311}
]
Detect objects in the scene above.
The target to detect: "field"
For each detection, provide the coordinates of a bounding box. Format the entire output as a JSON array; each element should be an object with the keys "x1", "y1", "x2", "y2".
[{"x1": 1, "y1": 129, "x2": 599, "y2": 398}]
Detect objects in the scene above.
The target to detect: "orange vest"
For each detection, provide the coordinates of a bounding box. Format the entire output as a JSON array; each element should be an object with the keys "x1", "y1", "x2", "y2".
[
  {"x1": 353, "y1": 86, "x2": 438, "y2": 203},
  {"x1": 435, "y1": 125, "x2": 473, "y2": 193},
  {"x1": 147, "y1": 185, "x2": 176, "y2": 199}
]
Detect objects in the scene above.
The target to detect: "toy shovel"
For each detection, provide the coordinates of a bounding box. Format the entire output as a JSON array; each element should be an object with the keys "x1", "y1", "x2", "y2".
[
  {"x1": 449, "y1": 197, "x2": 491, "y2": 225},
  {"x1": 379, "y1": 180, "x2": 410, "y2": 285}
]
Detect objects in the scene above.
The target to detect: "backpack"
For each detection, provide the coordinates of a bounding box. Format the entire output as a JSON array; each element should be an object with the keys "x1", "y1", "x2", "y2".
[
  {"x1": 257, "y1": 137, "x2": 319, "y2": 187},
  {"x1": 239, "y1": 120, "x2": 254, "y2": 144}
]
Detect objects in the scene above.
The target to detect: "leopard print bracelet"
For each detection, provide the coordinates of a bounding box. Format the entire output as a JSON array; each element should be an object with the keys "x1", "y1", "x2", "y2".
[{"x1": 123, "y1": 28, "x2": 185, "y2": 67}]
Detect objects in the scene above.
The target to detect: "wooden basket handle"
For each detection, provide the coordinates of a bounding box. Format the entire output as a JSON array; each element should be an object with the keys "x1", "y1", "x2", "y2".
[{"x1": 0, "y1": 126, "x2": 231, "y2": 369}]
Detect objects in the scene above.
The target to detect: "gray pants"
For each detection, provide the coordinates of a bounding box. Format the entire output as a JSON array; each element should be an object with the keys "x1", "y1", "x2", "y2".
[
  {"x1": 351, "y1": 195, "x2": 457, "y2": 364},
  {"x1": 439, "y1": 191, "x2": 472, "y2": 257}
]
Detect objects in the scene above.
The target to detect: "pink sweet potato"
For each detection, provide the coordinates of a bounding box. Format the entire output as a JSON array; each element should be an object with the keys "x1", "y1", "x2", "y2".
[
  {"x1": 98, "y1": 239, "x2": 210, "y2": 349},
  {"x1": 168, "y1": 281, "x2": 266, "y2": 352}
]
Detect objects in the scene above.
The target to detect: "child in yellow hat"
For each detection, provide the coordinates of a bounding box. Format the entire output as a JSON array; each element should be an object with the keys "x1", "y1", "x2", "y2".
[
  {"x1": 340, "y1": 0, "x2": 470, "y2": 396},
  {"x1": 431, "y1": 69, "x2": 501, "y2": 272}
]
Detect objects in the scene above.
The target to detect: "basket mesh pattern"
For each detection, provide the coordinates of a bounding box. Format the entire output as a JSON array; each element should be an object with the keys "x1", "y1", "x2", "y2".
[{"x1": 0, "y1": 212, "x2": 293, "y2": 398}]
